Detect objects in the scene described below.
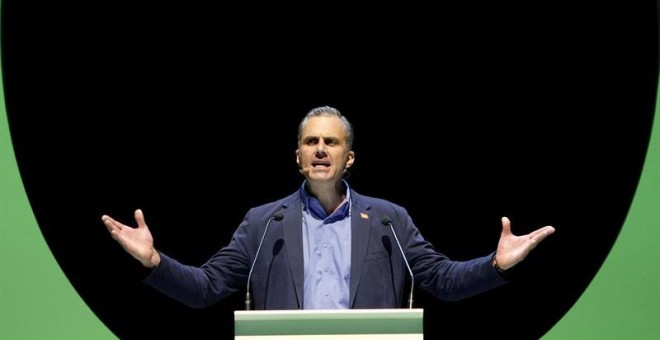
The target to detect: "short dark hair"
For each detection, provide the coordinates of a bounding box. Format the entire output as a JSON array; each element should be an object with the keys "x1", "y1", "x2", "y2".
[{"x1": 297, "y1": 106, "x2": 354, "y2": 150}]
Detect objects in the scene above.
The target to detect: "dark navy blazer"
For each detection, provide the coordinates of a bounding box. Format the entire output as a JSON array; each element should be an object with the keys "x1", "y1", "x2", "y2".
[{"x1": 144, "y1": 190, "x2": 506, "y2": 309}]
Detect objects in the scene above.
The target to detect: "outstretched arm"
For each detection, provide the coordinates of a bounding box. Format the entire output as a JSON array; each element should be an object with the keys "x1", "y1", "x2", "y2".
[
  {"x1": 102, "y1": 209, "x2": 161, "y2": 268},
  {"x1": 495, "y1": 216, "x2": 555, "y2": 270}
]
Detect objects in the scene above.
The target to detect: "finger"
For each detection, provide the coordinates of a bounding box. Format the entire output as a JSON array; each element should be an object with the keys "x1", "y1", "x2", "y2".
[
  {"x1": 109, "y1": 229, "x2": 121, "y2": 241},
  {"x1": 135, "y1": 209, "x2": 147, "y2": 229},
  {"x1": 102, "y1": 215, "x2": 130, "y2": 230},
  {"x1": 528, "y1": 225, "x2": 555, "y2": 239},
  {"x1": 500, "y1": 216, "x2": 512, "y2": 236},
  {"x1": 109, "y1": 229, "x2": 131, "y2": 245},
  {"x1": 524, "y1": 228, "x2": 555, "y2": 251},
  {"x1": 102, "y1": 215, "x2": 123, "y2": 232}
]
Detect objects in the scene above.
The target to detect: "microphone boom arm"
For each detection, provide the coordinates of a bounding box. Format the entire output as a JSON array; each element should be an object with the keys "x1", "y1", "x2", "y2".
[
  {"x1": 382, "y1": 217, "x2": 415, "y2": 309},
  {"x1": 245, "y1": 213, "x2": 283, "y2": 310}
]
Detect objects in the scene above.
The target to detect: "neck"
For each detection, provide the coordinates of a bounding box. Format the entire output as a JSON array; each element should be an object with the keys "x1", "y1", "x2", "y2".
[{"x1": 306, "y1": 181, "x2": 346, "y2": 214}]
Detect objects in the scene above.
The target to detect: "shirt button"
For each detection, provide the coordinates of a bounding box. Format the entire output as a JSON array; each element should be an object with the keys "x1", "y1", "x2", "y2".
[{"x1": 323, "y1": 244, "x2": 328, "y2": 248}]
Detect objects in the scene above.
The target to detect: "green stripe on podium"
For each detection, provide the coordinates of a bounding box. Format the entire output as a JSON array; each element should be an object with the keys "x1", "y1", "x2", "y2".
[{"x1": 235, "y1": 309, "x2": 423, "y2": 336}]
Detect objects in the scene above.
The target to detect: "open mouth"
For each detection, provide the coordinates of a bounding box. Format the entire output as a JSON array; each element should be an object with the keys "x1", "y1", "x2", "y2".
[{"x1": 311, "y1": 160, "x2": 331, "y2": 167}]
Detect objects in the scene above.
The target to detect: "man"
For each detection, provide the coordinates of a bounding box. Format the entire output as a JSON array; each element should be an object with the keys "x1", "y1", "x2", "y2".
[{"x1": 102, "y1": 106, "x2": 555, "y2": 309}]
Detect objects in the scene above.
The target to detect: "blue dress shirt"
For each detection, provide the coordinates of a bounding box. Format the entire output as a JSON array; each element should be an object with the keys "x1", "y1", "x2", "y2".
[{"x1": 300, "y1": 182, "x2": 352, "y2": 309}]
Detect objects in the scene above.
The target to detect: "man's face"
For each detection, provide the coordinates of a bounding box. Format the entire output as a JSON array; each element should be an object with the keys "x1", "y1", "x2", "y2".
[{"x1": 296, "y1": 116, "x2": 355, "y2": 184}]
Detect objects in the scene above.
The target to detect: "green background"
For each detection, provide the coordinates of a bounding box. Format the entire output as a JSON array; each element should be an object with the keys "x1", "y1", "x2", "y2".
[{"x1": 1, "y1": 14, "x2": 659, "y2": 340}]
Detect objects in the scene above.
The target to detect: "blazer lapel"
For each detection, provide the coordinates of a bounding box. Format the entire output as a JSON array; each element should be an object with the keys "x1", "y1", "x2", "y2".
[
  {"x1": 282, "y1": 199, "x2": 304, "y2": 309},
  {"x1": 349, "y1": 195, "x2": 372, "y2": 308}
]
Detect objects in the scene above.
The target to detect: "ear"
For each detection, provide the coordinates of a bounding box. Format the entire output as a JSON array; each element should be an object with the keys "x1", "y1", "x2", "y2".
[
  {"x1": 345, "y1": 151, "x2": 355, "y2": 169},
  {"x1": 295, "y1": 149, "x2": 301, "y2": 168}
]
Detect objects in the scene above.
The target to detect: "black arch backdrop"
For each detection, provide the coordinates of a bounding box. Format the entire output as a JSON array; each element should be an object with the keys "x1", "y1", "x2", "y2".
[{"x1": 3, "y1": 1, "x2": 658, "y2": 339}]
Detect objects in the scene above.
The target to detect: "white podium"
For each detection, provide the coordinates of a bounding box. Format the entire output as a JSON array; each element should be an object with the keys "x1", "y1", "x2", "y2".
[{"x1": 235, "y1": 308, "x2": 423, "y2": 339}]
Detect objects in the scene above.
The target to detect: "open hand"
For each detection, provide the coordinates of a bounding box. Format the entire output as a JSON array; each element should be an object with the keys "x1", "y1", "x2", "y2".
[
  {"x1": 495, "y1": 217, "x2": 555, "y2": 270},
  {"x1": 102, "y1": 209, "x2": 160, "y2": 268}
]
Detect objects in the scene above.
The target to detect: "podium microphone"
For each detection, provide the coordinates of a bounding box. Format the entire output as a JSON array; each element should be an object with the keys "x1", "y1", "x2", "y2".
[
  {"x1": 381, "y1": 216, "x2": 414, "y2": 309},
  {"x1": 246, "y1": 212, "x2": 284, "y2": 310}
]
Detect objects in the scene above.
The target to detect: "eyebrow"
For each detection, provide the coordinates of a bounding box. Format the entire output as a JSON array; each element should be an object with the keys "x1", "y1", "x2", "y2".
[{"x1": 302, "y1": 136, "x2": 340, "y2": 144}]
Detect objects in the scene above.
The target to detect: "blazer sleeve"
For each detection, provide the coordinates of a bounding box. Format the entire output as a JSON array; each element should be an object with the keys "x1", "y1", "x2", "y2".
[
  {"x1": 396, "y1": 209, "x2": 507, "y2": 301},
  {"x1": 142, "y1": 211, "x2": 255, "y2": 309}
]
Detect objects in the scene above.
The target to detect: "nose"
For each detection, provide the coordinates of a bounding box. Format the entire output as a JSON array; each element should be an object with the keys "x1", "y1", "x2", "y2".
[{"x1": 315, "y1": 142, "x2": 327, "y2": 157}]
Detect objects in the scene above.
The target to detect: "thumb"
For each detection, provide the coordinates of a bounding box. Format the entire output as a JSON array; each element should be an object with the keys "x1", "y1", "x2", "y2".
[
  {"x1": 135, "y1": 209, "x2": 147, "y2": 229},
  {"x1": 501, "y1": 216, "x2": 512, "y2": 236}
]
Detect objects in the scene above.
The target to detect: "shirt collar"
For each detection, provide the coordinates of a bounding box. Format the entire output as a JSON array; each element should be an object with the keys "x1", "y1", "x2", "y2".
[{"x1": 299, "y1": 180, "x2": 351, "y2": 222}]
